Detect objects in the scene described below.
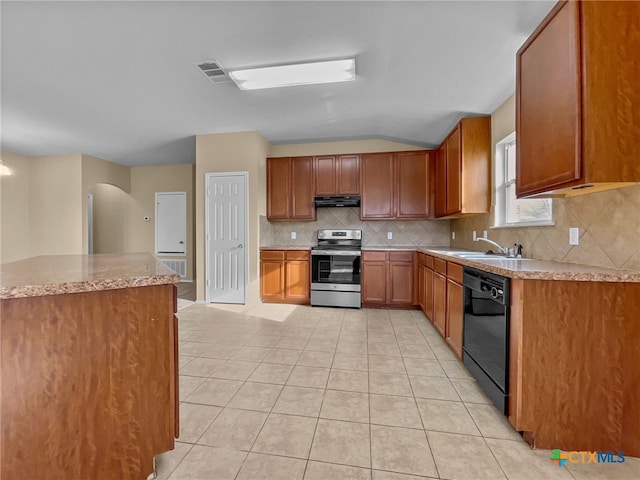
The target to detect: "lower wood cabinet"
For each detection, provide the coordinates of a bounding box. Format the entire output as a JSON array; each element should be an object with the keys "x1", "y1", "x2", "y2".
[
  {"x1": 362, "y1": 250, "x2": 416, "y2": 307},
  {"x1": 432, "y1": 268, "x2": 447, "y2": 337},
  {"x1": 417, "y1": 253, "x2": 463, "y2": 359},
  {"x1": 445, "y1": 262, "x2": 464, "y2": 358},
  {"x1": 260, "y1": 250, "x2": 310, "y2": 304}
]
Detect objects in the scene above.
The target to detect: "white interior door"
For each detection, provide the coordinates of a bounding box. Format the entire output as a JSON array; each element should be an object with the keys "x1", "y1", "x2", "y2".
[
  {"x1": 206, "y1": 173, "x2": 247, "y2": 304},
  {"x1": 156, "y1": 192, "x2": 187, "y2": 254}
]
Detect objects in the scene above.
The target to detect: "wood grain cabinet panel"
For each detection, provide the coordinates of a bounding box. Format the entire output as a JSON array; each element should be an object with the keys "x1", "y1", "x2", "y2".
[
  {"x1": 425, "y1": 266, "x2": 434, "y2": 322},
  {"x1": 314, "y1": 155, "x2": 337, "y2": 195},
  {"x1": 362, "y1": 260, "x2": 387, "y2": 304},
  {"x1": 516, "y1": 0, "x2": 640, "y2": 198},
  {"x1": 434, "y1": 145, "x2": 447, "y2": 218},
  {"x1": 396, "y1": 151, "x2": 430, "y2": 218},
  {"x1": 362, "y1": 250, "x2": 416, "y2": 307},
  {"x1": 260, "y1": 258, "x2": 285, "y2": 302},
  {"x1": 508, "y1": 279, "x2": 640, "y2": 457},
  {"x1": 290, "y1": 157, "x2": 315, "y2": 220},
  {"x1": 361, "y1": 153, "x2": 395, "y2": 219},
  {"x1": 337, "y1": 155, "x2": 360, "y2": 195},
  {"x1": 260, "y1": 250, "x2": 310, "y2": 304},
  {"x1": 445, "y1": 127, "x2": 462, "y2": 215},
  {"x1": 361, "y1": 151, "x2": 430, "y2": 220},
  {"x1": 314, "y1": 155, "x2": 360, "y2": 196},
  {"x1": 267, "y1": 157, "x2": 315, "y2": 221},
  {"x1": 446, "y1": 277, "x2": 463, "y2": 358},
  {"x1": 1, "y1": 284, "x2": 177, "y2": 479},
  {"x1": 388, "y1": 261, "x2": 414, "y2": 305},
  {"x1": 434, "y1": 117, "x2": 491, "y2": 218},
  {"x1": 267, "y1": 157, "x2": 290, "y2": 220},
  {"x1": 432, "y1": 272, "x2": 447, "y2": 336}
]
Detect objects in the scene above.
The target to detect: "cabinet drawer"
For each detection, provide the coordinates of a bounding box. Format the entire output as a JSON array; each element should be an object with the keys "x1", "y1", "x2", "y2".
[
  {"x1": 418, "y1": 253, "x2": 426, "y2": 266},
  {"x1": 434, "y1": 258, "x2": 447, "y2": 275},
  {"x1": 447, "y1": 262, "x2": 464, "y2": 284},
  {"x1": 389, "y1": 251, "x2": 413, "y2": 263},
  {"x1": 363, "y1": 251, "x2": 386, "y2": 262},
  {"x1": 424, "y1": 255, "x2": 434, "y2": 270},
  {"x1": 285, "y1": 250, "x2": 309, "y2": 261},
  {"x1": 261, "y1": 250, "x2": 285, "y2": 261}
]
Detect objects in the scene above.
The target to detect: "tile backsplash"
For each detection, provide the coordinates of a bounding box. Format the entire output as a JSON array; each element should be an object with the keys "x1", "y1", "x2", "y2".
[
  {"x1": 450, "y1": 184, "x2": 640, "y2": 271},
  {"x1": 260, "y1": 208, "x2": 451, "y2": 247}
]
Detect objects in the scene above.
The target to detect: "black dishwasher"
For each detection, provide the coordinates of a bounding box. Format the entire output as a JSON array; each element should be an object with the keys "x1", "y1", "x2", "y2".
[{"x1": 462, "y1": 267, "x2": 510, "y2": 414}]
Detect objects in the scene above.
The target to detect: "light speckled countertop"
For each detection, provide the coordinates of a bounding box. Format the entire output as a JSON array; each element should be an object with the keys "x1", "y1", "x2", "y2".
[
  {"x1": 260, "y1": 245, "x2": 312, "y2": 250},
  {"x1": 260, "y1": 245, "x2": 640, "y2": 282},
  {"x1": 1, "y1": 253, "x2": 180, "y2": 299},
  {"x1": 418, "y1": 247, "x2": 640, "y2": 283}
]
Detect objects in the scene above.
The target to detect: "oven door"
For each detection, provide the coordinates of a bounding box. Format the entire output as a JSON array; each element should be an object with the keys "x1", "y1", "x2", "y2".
[{"x1": 311, "y1": 250, "x2": 361, "y2": 291}]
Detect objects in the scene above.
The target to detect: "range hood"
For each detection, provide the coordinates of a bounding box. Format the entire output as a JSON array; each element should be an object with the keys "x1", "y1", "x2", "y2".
[{"x1": 314, "y1": 195, "x2": 361, "y2": 208}]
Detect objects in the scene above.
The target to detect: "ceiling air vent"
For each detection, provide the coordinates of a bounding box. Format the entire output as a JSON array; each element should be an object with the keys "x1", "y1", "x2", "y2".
[{"x1": 196, "y1": 60, "x2": 232, "y2": 84}]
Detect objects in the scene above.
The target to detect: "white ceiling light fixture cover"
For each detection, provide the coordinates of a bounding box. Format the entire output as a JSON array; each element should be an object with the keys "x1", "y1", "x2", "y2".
[{"x1": 228, "y1": 58, "x2": 356, "y2": 90}]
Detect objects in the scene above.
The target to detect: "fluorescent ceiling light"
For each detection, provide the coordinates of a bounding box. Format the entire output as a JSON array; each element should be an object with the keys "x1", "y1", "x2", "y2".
[{"x1": 228, "y1": 58, "x2": 355, "y2": 90}]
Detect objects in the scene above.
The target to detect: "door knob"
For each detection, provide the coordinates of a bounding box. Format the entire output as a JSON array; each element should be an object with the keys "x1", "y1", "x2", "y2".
[{"x1": 237, "y1": 244, "x2": 243, "y2": 249}]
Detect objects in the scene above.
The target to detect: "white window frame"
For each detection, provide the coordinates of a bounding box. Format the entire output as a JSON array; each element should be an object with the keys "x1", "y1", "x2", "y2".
[{"x1": 492, "y1": 133, "x2": 553, "y2": 228}]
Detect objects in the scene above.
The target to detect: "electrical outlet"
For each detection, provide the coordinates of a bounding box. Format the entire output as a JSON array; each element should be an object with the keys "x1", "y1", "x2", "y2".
[
  {"x1": 451, "y1": 231, "x2": 456, "y2": 240},
  {"x1": 387, "y1": 232, "x2": 393, "y2": 240},
  {"x1": 483, "y1": 230, "x2": 488, "y2": 239},
  {"x1": 569, "y1": 227, "x2": 579, "y2": 245},
  {"x1": 473, "y1": 230, "x2": 477, "y2": 241},
  {"x1": 291, "y1": 231, "x2": 297, "y2": 240}
]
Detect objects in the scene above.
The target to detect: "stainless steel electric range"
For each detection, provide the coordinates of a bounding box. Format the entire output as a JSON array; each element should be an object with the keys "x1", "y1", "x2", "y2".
[{"x1": 310, "y1": 229, "x2": 362, "y2": 308}]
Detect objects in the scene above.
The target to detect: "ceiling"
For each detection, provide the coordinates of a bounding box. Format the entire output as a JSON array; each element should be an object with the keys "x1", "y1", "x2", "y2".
[{"x1": 1, "y1": 1, "x2": 555, "y2": 167}]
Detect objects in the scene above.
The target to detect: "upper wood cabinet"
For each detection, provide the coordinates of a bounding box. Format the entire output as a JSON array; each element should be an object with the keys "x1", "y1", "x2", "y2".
[
  {"x1": 516, "y1": 0, "x2": 640, "y2": 198},
  {"x1": 361, "y1": 151, "x2": 430, "y2": 220},
  {"x1": 314, "y1": 155, "x2": 360, "y2": 196},
  {"x1": 267, "y1": 157, "x2": 315, "y2": 221},
  {"x1": 434, "y1": 117, "x2": 491, "y2": 218}
]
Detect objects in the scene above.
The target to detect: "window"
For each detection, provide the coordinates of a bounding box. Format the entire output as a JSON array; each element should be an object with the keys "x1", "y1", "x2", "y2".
[{"x1": 493, "y1": 133, "x2": 552, "y2": 227}]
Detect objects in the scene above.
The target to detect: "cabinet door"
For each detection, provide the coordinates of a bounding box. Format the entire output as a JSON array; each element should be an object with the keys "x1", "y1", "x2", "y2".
[
  {"x1": 361, "y1": 153, "x2": 395, "y2": 219},
  {"x1": 388, "y1": 261, "x2": 414, "y2": 305},
  {"x1": 445, "y1": 126, "x2": 462, "y2": 215},
  {"x1": 435, "y1": 145, "x2": 447, "y2": 217},
  {"x1": 337, "y1": 155, "x2": 360, "y2": 195},
  {"x1": 285, "y1": 260, "x2": 310, "y2": 304},
  {"x1": 314, "y1": 156, "x2": 337, "y2": 196},
  {"x1": 267, "y1": 158, "x2": 290, "y2": 220},
  {"x1": 425, "y1": 267, "x2": 434, "y2": 322},
  {"x1": 418, "y1": 265, "x2": 426, "y2": 312},
  {"x1": 260, "y1": 260, "x2": 284, "y2": 302},
  {"x1": 446, "y1": 279, "x2": 463, "y2": 358},
  {"x1": 516, "y1": 0, "x2": 581, "y2": 196},
  {"x1": 290, "y1": 156, "x2": 315, "y2": 220},
  {"x1": 396, "y1": 151, "x2": 429, "y2": 218},
  {"x1": 362, "y1": 261, "x2": 386, "y2": 304},
  {"x1": 433, "y1": 272, "x2": 447, "y2": 337}
]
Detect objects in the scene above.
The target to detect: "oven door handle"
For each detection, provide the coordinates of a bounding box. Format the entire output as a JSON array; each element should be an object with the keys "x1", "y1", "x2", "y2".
[{"x1": 311, "y1": 250, "x2": 361, "y2": 256}]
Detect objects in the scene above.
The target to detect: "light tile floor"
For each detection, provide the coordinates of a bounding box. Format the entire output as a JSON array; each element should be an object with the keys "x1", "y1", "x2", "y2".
[{"x1": 157, "y1": 303, "x2": 640, "y2": 480}]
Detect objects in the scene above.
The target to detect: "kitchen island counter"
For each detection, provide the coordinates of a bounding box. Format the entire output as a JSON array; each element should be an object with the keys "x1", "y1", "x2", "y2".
[
  {"x1": 1, "y1": 253, "x2": 180, "y2": 479},
  {"x1": 1, "y1": 252, "x2": 180, "y2": 299}
]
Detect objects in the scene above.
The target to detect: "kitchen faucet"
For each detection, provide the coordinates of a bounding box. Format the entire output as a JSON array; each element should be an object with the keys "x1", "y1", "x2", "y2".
[{"x1": 477, "y1": 237, "x2": 524, "y2": 258}]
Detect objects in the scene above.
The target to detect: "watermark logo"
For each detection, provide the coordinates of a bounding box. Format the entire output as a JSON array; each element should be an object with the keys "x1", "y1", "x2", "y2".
[{"x1": 550, "y1": 449, "x2": 625, "y2": 467}]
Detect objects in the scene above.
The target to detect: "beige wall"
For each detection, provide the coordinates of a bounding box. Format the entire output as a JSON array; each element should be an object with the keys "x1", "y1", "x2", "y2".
[
  {"x1": 82, "y1": 154, "x2": 131, "y2": 254},
  {"x1": 0, "y1": 151, "x2": 32, "y2": 263},
  {"x1": 196, "y1": 131, "x2": 270, "y2": 303},
  {"x1": 128, "y1": 164, "x2": 195, "y2": 281},
  {"x1": 269, "y1": 139, "x2": 424, "y2": 157},
  {"x1": 450, "y1": 94, "x2": 640, "y2": 271},
  {"x1": 29, "y1": 154, "x2": 84, "y2": 257},
  {"x1": 93, "y1": 183, "x2": 129, "y2": 254}
]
